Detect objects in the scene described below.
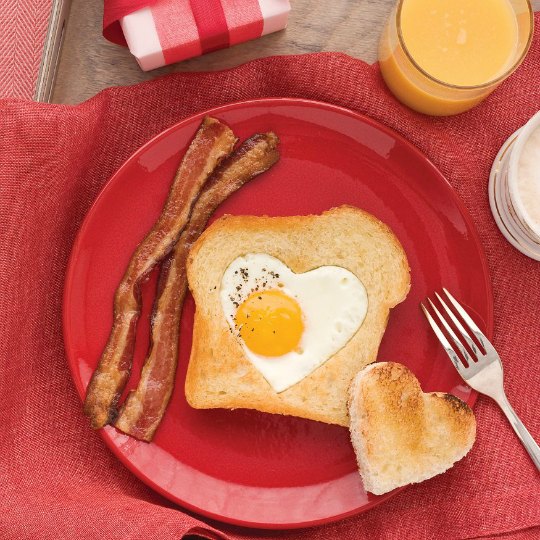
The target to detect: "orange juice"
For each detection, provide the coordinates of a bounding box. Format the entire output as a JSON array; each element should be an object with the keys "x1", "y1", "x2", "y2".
[{"x1": 379, "y1": 0, "x2": 532, "y2": 116}]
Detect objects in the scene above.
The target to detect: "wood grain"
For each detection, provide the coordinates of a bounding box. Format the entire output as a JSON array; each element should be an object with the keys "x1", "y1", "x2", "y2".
[
  {"x1": 52, "y1": 0, "x2": 394, "y2": 104},
  {"x1": 52, "y1": 0, "x2": 540, "y2": 105}
]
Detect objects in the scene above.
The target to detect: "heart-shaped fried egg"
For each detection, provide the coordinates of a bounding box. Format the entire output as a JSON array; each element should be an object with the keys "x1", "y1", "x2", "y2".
[{"x1": 220, "y1": 254, "x2": 368, "y2": 392}]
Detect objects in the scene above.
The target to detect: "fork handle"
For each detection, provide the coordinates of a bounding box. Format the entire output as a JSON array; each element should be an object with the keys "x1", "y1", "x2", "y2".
[{"x1": 495, "y1": 394, "x2": 540, "y2": 472}]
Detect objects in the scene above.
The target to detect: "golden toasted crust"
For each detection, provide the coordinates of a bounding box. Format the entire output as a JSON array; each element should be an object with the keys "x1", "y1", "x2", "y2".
[
  {"x1": 185, "y1": 206, "x2": 411, "y2": 426},
  {"x1": 348, "y1": 362, "x2": 476, "y2": 495}
]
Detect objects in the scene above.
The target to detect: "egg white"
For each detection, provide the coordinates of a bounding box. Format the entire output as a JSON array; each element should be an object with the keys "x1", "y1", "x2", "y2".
[{"x1": 220, "y1": 253, "x2": 368, "y2": 392}]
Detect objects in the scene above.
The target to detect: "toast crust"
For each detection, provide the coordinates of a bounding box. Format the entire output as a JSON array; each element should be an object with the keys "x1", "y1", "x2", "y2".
[
  {"x1": 185, "y1": 206, "x2": 411, "y2": 426},
  {"x1": 348, "y1": 362, "x2": 476, "y2": 494}
]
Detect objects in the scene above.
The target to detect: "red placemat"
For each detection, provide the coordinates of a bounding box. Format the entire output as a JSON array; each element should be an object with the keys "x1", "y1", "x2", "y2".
[{"x1": 1, "y1": 15, "x2": 539, "y2": 540}]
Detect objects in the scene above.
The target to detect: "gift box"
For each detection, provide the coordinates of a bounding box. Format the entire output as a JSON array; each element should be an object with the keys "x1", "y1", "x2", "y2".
[{"x1": 103, "y1": 0, "x2": 291, "y2": 71}]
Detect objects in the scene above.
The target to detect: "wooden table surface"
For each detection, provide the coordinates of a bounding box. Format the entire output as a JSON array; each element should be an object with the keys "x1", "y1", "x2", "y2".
[
  {"x1": 52, "y1": 0, "x2": 540, "y2": 105},
  {"x1": 52, "y1": 0, "x2": 395, "y2": 104}
]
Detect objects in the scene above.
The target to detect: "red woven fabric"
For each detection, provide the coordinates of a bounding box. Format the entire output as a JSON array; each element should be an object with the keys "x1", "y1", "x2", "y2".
[
  {"x1": 1, "y1": 17, "x2": 540, "y2": 540},
  {"x1": 0, "y1": 0, "x2": 52, "y2": 99}
]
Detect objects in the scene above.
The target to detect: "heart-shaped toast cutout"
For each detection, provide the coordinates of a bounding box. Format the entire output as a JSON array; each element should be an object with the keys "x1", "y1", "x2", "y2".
[
  {"x1": 220, "y1": 254, "x2": 368, "y2": 392},
  {"x1": 348, "y1": 362, "x2": 476, "y2": 495}
]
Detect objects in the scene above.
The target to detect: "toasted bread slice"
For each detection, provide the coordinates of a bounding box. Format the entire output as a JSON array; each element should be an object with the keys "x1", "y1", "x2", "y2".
[
  {"x1": 349, "y1": 362, "x2": 476, "y2": 495},
  {"x1": 185, "y1": 205, "x2": 410, "y2": 426}
]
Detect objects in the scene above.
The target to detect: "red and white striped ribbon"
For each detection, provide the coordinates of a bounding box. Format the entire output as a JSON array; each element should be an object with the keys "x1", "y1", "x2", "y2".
[{"x1": 104, "y1": 0, "x2": 290, "y2": 71}]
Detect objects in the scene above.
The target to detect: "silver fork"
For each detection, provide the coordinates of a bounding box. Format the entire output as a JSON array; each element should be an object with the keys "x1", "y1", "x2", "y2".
[{"x1": 421, "y1": 288, "x2": 540, "y2": 471}]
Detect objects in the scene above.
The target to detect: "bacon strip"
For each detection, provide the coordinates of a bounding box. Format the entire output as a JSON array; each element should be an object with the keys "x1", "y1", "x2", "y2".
[
  {"x1": 84, "y1": 117, "x2": 237, "y2": 429},
  {"x1": 113, "y1": 132, "x2": 280, "y2": 441}
]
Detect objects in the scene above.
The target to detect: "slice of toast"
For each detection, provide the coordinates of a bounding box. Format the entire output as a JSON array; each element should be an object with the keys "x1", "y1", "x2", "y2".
[
  {"x1": 185, "y1": 205, "x2": 410, "y2": 426},
  {"x1": 348, "y1": 362, "x2": 476, "y2": 495}
]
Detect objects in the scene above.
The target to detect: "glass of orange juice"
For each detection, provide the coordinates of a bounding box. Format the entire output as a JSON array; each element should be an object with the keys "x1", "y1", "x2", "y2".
[{"x1": 379, "y1": 0, "x2": 534, "y2": 116}]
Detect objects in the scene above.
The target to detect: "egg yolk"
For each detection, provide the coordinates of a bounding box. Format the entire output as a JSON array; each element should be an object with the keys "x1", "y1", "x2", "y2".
[{"x1": 234, "y1": 289, "x2": 304, "y2": 357}]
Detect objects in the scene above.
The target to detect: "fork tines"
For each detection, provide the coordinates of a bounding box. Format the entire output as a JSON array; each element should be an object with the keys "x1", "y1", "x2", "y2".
[{"x1": 421, "y1": 288, "x2": 493, "y2": 375}]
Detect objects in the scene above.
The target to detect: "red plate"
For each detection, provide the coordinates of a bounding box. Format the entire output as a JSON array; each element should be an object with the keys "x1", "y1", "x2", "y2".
[{"x1": 63, "y1": 99, "x2": 493, "y2": 529}]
